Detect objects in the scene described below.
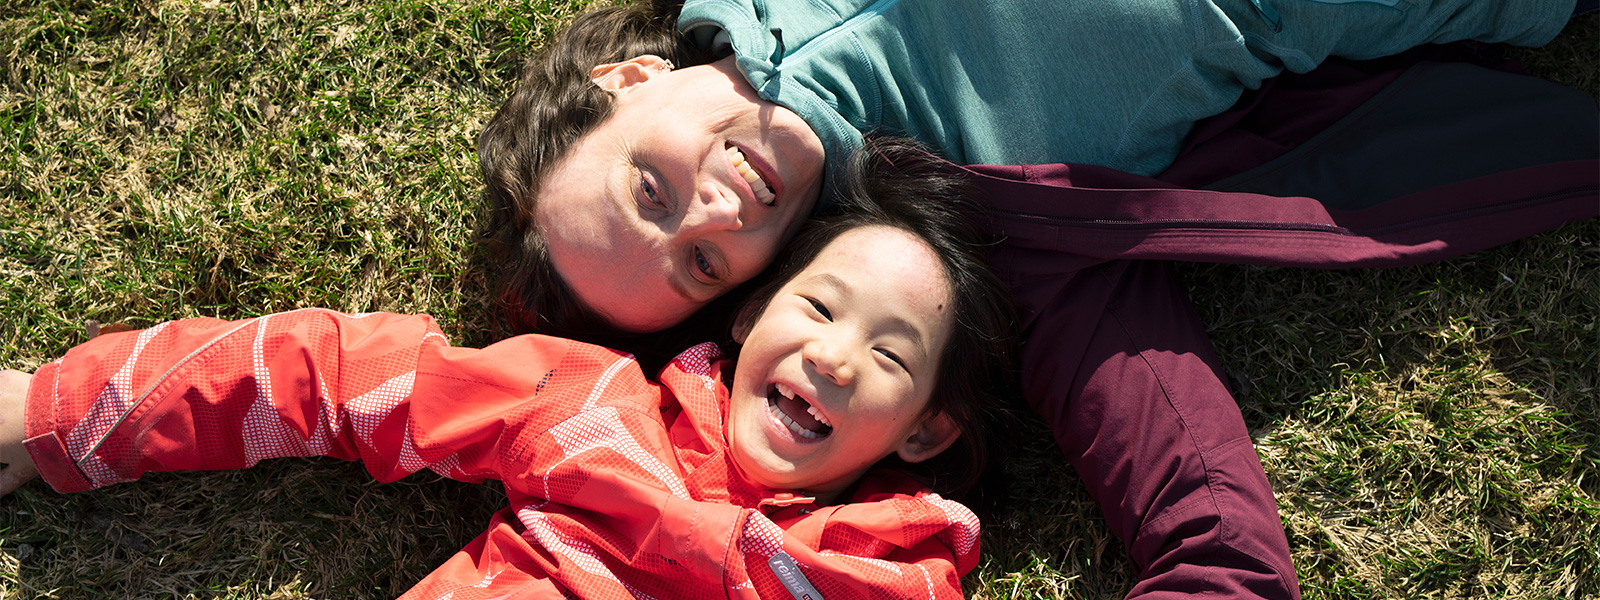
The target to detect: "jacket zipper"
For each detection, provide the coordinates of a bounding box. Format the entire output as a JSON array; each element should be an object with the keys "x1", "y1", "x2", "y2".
[
  {"x1": 988, "y1": 207, "x2": 1352, "y2": 234},
  {"x1": 987, "y1": 183, "x2": 1595, "y2": 236}
]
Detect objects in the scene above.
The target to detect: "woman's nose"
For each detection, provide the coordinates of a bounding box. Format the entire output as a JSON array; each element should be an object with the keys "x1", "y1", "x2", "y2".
[
  {"x1": 683, "y1": 188, "x2": 744, "y2": 233},
  {"x1": 804, "y1": 340, "x2": 854, "y2": 386}
]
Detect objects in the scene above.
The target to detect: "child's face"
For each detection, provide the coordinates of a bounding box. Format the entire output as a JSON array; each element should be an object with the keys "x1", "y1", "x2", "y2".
[{"x1": 726, "y1": 226, "x2": 959, "y2": 501}]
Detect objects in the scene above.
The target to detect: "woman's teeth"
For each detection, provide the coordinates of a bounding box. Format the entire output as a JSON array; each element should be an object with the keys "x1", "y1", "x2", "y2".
[{"x1": 726, "y1": 146, "x2": 777, "y2": 206}]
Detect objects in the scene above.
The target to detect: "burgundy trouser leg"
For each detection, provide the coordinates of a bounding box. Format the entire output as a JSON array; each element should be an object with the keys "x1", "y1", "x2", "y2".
[{"x1": 995, "y1": 252, "x2": 1300, "y2": 599}]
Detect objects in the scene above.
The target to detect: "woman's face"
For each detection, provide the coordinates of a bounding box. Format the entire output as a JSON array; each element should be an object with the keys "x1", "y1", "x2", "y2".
[{"x1": 537, "y1": 55, "x2": 827, "y2": 332}]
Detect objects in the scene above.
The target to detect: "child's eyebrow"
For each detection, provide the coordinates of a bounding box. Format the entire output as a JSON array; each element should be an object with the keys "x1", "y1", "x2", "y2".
[{"x1": 884, "y1": 316, "x2": 931, "y2": 365}]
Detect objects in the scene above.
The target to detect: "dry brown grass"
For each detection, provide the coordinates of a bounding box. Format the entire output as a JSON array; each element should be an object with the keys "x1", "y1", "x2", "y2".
[{"x1": 0, "y1": 1, "x2": 1595, "y2": 598}]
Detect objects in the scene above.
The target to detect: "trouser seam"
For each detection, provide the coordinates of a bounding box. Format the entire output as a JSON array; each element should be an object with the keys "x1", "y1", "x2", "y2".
[{"x1": 1099, "y1": 262, "x2": 1295, "y2": 597}]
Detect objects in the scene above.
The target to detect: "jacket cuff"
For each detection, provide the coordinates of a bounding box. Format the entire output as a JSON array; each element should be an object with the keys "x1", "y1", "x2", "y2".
[
  {"x1": 23, "y1": 431, "x2": 94, "y2": 493},
  {"x1": 658, "y1": 495, "x2": 746, "y2": 587},
  {"x1": 23, "y1": 360, "x2": 96, "y2": 493}
]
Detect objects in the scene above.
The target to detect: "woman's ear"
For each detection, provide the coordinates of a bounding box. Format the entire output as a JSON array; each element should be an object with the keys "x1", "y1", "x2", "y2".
[
  {"x1": 896, "y1": 412, "x2": 960, "y2": 464},
  {"x1": 589, "y1": 55, "x2": 672, "y2": 91}
]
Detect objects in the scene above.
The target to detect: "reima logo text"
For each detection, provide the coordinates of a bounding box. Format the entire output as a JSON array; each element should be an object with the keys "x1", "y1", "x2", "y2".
[{"x1": 768, "y1": 551, "x2": 824, "y2": 600}]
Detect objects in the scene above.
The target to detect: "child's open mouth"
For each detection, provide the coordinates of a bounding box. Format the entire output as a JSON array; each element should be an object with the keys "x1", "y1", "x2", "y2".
[{"x1": 766, "y1": 382, "x2": 832, "y2": 440}]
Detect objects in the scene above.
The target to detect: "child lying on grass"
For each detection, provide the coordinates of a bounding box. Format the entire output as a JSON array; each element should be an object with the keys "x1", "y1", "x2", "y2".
[{"x1": 0, "y1": 145, "x2": 1016, "y2": 599}]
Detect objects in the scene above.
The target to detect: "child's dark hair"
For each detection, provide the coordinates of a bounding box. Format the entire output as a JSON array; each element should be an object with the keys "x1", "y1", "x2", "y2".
[
  {"x1": 734, "y1": 136, "x2": 1018, "y2": 500},
  {"x1": 477, "y1": 2, "x2": 711, "y2": 340}
]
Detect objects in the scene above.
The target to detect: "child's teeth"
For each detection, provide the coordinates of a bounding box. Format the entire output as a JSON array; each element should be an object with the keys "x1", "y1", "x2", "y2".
[
  {"x1": 776, "y1": 382, "x2": 794, "y2": 399},
  {"x1": 726, "y1": 145, "x2": 777, "y2": 206},
  {"x1": 806, "y1": 406, "x2": 831, "y2": 427},
  {"x1": 770, "y1": 402, "x2": 824, "y2": 439}
]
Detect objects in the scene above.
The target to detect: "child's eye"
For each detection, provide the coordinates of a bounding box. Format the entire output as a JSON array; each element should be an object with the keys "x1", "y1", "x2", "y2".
[
  {"x1": 806, "y1": 297, "x2": 832, "y2": 321},
  {"x1": 876, "y1": 348, "x2": 907, "y2": 370}
]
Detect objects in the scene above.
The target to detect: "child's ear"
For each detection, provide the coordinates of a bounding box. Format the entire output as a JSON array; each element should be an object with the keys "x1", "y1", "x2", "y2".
[
  {"x1": 896, "y1": 412, "x2": 960, "y2": 464},
  {"x1": 589, "y1": 55, "x2": 672, "y2": 91}
]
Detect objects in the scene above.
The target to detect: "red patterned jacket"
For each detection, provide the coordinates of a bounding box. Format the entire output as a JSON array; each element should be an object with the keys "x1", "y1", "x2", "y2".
[{"x1": 22, "y1": 309, "x2": 979, "y2": 599}]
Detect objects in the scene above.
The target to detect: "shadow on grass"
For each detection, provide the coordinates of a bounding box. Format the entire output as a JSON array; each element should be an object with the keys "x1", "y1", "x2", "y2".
[
  {"x1": 3, "y1": 459, "x2": 505, "y2": 598},
  {"x1": 1181, "y1": 219, "x2": 1598, "y2": 599}
]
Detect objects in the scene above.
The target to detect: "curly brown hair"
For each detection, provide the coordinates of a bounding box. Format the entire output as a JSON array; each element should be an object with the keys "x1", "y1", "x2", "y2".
[{"x1": 477, "y1": 2, "x2": 713, "y2": 340}]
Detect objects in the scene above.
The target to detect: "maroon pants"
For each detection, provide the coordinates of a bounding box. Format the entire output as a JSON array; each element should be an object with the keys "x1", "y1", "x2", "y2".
[
  {"x1": 968, "y1": 55, "x2": 1598, "y2": 600},
  {"x1": 993, "y1": 250, "x2": 1300, "y2": 599}
]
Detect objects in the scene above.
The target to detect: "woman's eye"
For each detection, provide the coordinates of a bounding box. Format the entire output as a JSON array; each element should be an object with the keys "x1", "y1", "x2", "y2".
[
  {"x1": 640, "y1": 176, "x2": 665, "y2": 209},
  {"x1": 693, "y1": 247, "x2": 718, "y2": 281},
  {"x1": 806, "y1": 298, "x2": 832, "y2": 321}
]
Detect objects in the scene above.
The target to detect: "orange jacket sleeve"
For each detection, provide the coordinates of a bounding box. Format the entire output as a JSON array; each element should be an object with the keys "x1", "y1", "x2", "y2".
[
  {"x1": 22, "y1": 310, "x2": 978, "y2": 599},
  {"x1": 22, "y1": 309, "x2": 631, "y2": 491}
]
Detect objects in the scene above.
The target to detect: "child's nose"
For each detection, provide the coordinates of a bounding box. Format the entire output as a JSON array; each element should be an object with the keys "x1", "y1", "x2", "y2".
[{"x1": 804, "y1": 340, "x2": 854, "y2": 386}]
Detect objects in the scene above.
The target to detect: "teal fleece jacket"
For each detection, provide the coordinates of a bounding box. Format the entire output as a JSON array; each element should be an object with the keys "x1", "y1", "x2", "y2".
[{"x1": 678, "y1": 0, "x2": 1570, "y2": 177}]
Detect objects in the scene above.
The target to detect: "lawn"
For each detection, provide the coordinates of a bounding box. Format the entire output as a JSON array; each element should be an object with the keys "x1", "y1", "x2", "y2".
[{"x1": 1, "y1": 0, "x2": 1595, "y2": 598}]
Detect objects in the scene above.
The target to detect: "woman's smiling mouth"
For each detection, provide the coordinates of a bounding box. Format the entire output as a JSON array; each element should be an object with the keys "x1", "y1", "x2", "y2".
[
  {"x1": 766, "y1": 382, "x2": 832, "y2": 440},
  {"x1": 726, "y1": 144, "x2": 777, "y2": 206}
]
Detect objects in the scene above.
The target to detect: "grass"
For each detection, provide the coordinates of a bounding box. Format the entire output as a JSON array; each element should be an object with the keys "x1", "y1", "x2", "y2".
[{"x1": 0, "y1": 1, "x2": 1595, "y2": 598}]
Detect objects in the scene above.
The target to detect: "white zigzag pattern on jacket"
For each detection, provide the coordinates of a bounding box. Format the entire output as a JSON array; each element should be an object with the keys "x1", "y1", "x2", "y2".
[
  {"x1": 916, "y1": 563, "x2": 938, "y2": 600},
  {"x1": 307, "y1": 377, "x2": 335, "y2": 456},
  {"x1": 835, "y1": 535, "x2": 892, "y2": 558},
  {"x1": 546, "y1": 406, "x2": 690, "y2": 500},
  {"x1": 924, "y1": 495, "x2": 981, "y2": 559},
  {"x1": 737, "y1": 514, "x2": 785, "y2": 557},
  {"x1": 243, "y1": 314, "x2": 315, "y2": 466},
  {"x1": 580, "y1": 355, "x2": 634, "y2": 411},
  {"x1": 668, "y1": 343, "x2": 724, "y2": 435},
  {"x1": 74, "y1": 322, "x2": 170, "y2": 486},
  {"x1": 515, "y1": 506, "x2": 663, "y2": 600},
  {"x1": 819, "y1": 553, "x2": 934, "y2": 600},
  {"x1": 426, "y1": 453, "x2": 462, "y2": 479},
  {"x1": 673, "y1": 342, "x2": 721, "y2": 394},
  {"x1": 426, "y1": 564, "x2": 502, "y2": 600},
  {"x1": 821, "y1": 550, "x2": 904, "y2": 580},
  {"x1": 415, "y1": 328, "x2": 458, "y2": 478},
  {"x1": 345, "y1": 371, "x2": 426, "y2": 473}
]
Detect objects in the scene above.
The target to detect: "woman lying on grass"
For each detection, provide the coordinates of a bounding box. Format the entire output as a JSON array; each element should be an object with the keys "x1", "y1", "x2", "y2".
[
  {"x1": 0, "y1": 141, "x2": 1015, "y2": 598},
  {"x1": 477, "y1": 2, "x2": 1592, "y2": 598}
]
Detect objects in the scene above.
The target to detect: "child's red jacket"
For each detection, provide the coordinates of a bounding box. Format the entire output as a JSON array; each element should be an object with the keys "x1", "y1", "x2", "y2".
[{"x1": 22, "y1": 309, "x2": 980, "y2": 599}]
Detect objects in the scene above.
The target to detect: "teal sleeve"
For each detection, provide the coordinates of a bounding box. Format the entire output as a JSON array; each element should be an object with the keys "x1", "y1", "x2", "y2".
[{"x1": 688, "y1": 0, "x2": 1573, "y2": 177}]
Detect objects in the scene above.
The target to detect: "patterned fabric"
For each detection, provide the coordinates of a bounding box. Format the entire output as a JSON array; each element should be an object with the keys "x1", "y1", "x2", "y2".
[{"x1": 23, "y1": 309, "x2": 979, "y2": 599}]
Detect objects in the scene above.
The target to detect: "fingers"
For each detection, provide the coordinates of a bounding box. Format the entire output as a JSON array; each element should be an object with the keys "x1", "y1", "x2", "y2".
[
  {"x1": 0, "y1": 369, "x2": 38, "y2": 497},
  {"x1": 0, "y1": 462, "x2": 38, "y2": 497}
]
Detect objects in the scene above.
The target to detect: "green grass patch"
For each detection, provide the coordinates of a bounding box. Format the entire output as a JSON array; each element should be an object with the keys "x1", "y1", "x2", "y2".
[{"x1": 1, "y1": 1, "x2": 1595, "y2": 598}]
